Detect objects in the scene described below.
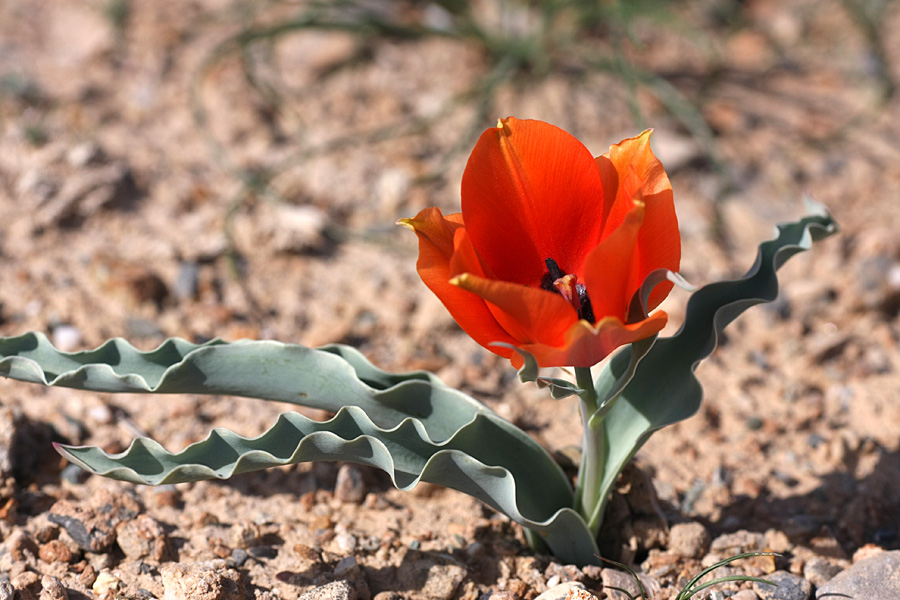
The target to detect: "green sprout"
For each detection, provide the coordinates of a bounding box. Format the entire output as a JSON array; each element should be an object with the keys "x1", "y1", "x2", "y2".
[{"x1": 601, "y1": 552, "x2": 779, "y2": 600}]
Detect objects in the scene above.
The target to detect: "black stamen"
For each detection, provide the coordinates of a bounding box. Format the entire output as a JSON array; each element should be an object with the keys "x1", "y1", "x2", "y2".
[
  {"x1": 545, "y1": 258, "x2": 565, "y2": 280},
  {"x1": 540, "y1": 258, "x2": 566, "y2": 292},
  {"x1": 576, "y1": 283, "x2": 595, "y2": 323},
  {"x1": 539, "y1": 272, "x2": 555, "y2": 292},
  {"x1": 539, "y1": 258, "x2": 595, "y2": 323}
]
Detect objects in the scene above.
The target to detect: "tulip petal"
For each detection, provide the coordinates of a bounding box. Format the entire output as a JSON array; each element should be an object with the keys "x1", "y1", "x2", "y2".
[
  {"x1": 400, "y1": 208, "x2": 517, "y2": 352},
  {"x1": 403, "y1": 122, "x2": 682, "y2": 371},
  {"x1": 448, "y1": 227, "x2": 494, "y2": 280},
  {"x1": 462, "y1": 118, "x2": 607, "y2": 286},
  {"x1": 514, "y1": 312, "x2": 669, "y2": 369},
  {"x1": 450, "y1": 273, "x2": 577, "y2": 348},
  {"x1": 596, "y1": 130, "x2": 680, "y2": 310},
  {"x1": 582, "y1": 191, "x2": 645, "y2": 322}
]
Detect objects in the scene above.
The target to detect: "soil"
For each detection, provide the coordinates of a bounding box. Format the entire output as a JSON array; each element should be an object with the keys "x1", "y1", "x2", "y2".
[{"x1": 0, "y1": 1, "x2": 899, "y2": 599}]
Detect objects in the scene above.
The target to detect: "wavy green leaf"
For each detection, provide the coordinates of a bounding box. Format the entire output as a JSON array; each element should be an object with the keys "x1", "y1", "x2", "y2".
[
  {"x1": 0, "y1": 335, "x2": 485, "y2": 440},
  {"x1": 0, "y1": 334, "x2": 599, "y2": 564},
  {"x1": 588, "y1": 200, "x2": 838, "y2": 530},
  {"x1": 56, "y1": 405, "x2": 597, "y2": 563},
  {"x1": 503, "y1": 342, "x2": 583, "y2": 400}
]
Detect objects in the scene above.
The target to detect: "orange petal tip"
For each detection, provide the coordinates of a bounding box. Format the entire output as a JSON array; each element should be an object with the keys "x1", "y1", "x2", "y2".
[{"x1": 396, "y1": 217, "x2": 416, "y2": 231}]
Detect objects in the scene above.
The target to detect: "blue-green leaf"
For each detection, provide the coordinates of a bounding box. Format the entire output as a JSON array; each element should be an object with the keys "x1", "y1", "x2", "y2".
[
  {"x1": 56, "y1": 406, "x2": 597, "y2": 563},
  {"x1": 0, "y1": 334, "x2": 599, "y2": 564},
  {"x1": 0, "y1": 335, "x2": 483, "y2": 440},
  {"x1": 589, "y1": 200, "x2": 837, "y2": 530},
  {"x1": 502, "y1": 343, "x2": 583, "y2": 400}
]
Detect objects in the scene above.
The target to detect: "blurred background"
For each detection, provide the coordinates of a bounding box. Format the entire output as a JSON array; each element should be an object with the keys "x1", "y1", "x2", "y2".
[{"x1": 2, "y1": 0, "x2": 897, "y2": 349}]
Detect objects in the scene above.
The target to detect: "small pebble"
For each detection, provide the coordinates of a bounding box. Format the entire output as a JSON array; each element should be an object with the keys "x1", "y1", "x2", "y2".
[
  {"x1": 47, "y1": 500, "x2": 118, "y2": 553},
  {"x1": 174, "y1": 261, "x2": 200, "y2": 300},
  {"x1": 39, "y1": 539, "x2": 73, "y2": 564},
  {"x1": 40, "y1": 574, "x2": 68, "y2": 600},
  {"x1": 782, "y1": 515, "x2": 822, "y2": 539},
  {"x1": 92, "y1": 571, "x2": 120, "y2": 596},
  {"x1": 484, "y1": 593, "x2": 517, "y2": 600},
  {"x1": 51, "y1": 325, "x2": 82, "y2": 352},
  {"x1": 359, "y1": 535, "x2": 380, "y2": 552},
  {"x1": 66, "y1": 142, "x2": 102, "y2": 167},
  {"x1": 764, "y1": 529, "x2": 792, "y2": 554},
  {"x1": 230, "y1": 548, "x2": 249, "y2": 567},
  {"x1": 334, "y1": 464, "x2": 366, "y2": 504},
  {"x1": 335, "y1": 533, "x2": 357, "y2": 554},
  {"x1": 579, "y1": 566, "x2": 602, "y2": 582},
  {"x1": 125, "y1": 317, "x2": 164, "y2": 338},
  {"x1": 89, "y1": 551, "x2": 115, "y2": 571},
  {"x1": 711, "y1": 530, "x2": 766, "y2": 554},
  {"x1": 803, "y1": 557, "x2": 842, "y2": 587},
  {"x1": 59, "y1": 464, "x2": 89, "y2": 485},
  {"x1": 7, "y1": 530, "x2": 39, "y2": 561},
  {"x1": 310, "y1": 514, "x2": 333, "y2": 531},
  {"x1": 293, "y1": 544, "x2": 321, "y2": 563},
  {"x1": 601, "y1": 568, "x2": 660, "y2": 600},
  {"x1": 230, "y1": 521, "x2": 263, "y2": 548},
  {"x1": 669, "y1": 522, "x2": 711, "y2": 558},
  {"x1": 161, "y1": 560, "x2": 244, "y2": 600},
  {"x1": 424, "y1": 563, "x2": 466, "y2": 600},
  {"x1": 816, "y1": 551, "x2": 900, "y2": 600},
  {"x1": 248, "y1": 545, "x2": 277, "y2": 559},
  {"x1": 11, "y1": 572, "x2": 40, "y2": 597},
  {"x1": 852, "y1": 543, "x2": 884, "y2": 562},
  {"x1": 116, "y1": 514, "x2": 172, "y2": 561},
  {"x1": 86, "y1": 405, "x2": 114, "y2": 424},
  {"x1": 465, "y1": 542, "x2": 486, "y2": 560},
  {"x1": 545, "y1": 563, "x2": 584, "y2": 585},
  {"x1": 77, "y1": 565, "x2": 97, "y2": 589},
  {"x1": 333, "y1": 557, "x2": 371, "y2": 597},
  {"x1": 298, "y1": 580, "x2": 357, "y2": 600},
  {"x1": 753, "y1": 570, "x2": 811, "y2": 600},
  {"x1": 33, "y1": 524, "x2": 59, "y2": 544},
  {"x1": 534, "y1": 582, "x2": 586, "y2": 600},
  {"x1": 151, "y1": 485, "x2": 181, "y2": 508},
  {"x1": 266, "y1": 204, "x2": 330, "y2": 254},
  {"x1": 334, "y1": 556, "x2": 359, "y2": 577},
  {"x1": 395, "y1": 555, "x2": 466, "y2": 600}
]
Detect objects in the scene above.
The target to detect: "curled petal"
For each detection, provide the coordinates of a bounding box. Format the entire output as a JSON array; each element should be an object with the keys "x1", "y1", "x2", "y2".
[
  {"x1": 583, "y1": 175, "x2": 645, "y2": 322},
  {"x1": 450, "y1": 273, "x2": 577, "y2": 348},
  {"x1": 399, "y1": 209, "x2": 517, "y2": 350},
  {"x1": 512, "y1": 312, "x2": 669, "y2": 369},
  {"x1": 448, "y1": 228, "x2": 492, "y2": 280},
  {"x1": 596, "y1": 130, "x2": 680, "y2": 310}
]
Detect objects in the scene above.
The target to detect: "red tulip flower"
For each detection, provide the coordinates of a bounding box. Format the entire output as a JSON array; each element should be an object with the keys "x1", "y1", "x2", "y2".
[{"x1": 400, "y1": 117, "x2": 680, "y2": 369}]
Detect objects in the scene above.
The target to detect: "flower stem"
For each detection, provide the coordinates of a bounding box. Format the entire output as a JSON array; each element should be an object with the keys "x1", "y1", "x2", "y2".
[{"x1": 573, "y1": 366, "x2": 605, "y2": 529}]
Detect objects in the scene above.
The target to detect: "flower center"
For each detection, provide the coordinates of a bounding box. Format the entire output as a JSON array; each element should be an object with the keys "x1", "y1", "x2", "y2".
[{"x1": 539, "y1": 258, "x2": 595, "y2": 323}]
